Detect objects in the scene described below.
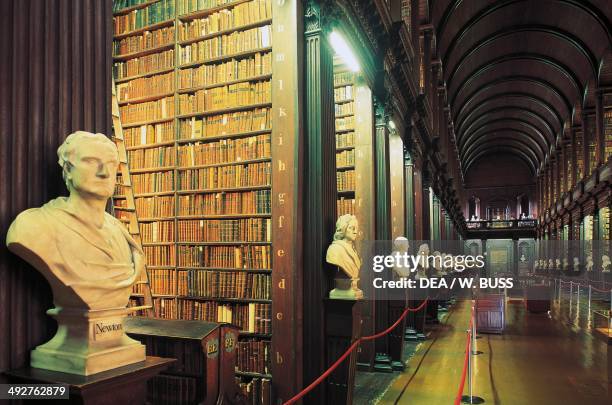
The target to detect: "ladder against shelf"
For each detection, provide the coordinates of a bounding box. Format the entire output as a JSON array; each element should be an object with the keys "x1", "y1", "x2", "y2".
[{"x1": 111, "y1": 77, "x2": 155, "y2": 318}]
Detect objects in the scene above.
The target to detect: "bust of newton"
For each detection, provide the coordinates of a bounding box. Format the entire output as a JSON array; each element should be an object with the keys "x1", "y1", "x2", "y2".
[
  {"x1": 326, "y1": 214, "x2": 363, "y2": 299},
  {"x1": 6, "y1": 131, "x2": 145, "y2": 375}
]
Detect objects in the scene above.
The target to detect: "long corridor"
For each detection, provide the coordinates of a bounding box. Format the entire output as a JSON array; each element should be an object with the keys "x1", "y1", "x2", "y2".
[{"x1": 380, "y1": 299, "x2": 611, "y2": 405}]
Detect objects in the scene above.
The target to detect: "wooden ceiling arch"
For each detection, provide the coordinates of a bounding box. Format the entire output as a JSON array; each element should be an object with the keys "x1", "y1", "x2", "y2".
[{"x1": 429, "y1": 0, "x2": 611, "y2": 177}]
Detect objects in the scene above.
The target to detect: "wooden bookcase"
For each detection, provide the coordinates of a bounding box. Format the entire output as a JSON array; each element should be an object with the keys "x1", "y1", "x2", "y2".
[
  {"x1": 112, "y1": 0, "x2": 302, "y2": 402},
  {"x1": 333, "y1": 66, "x2": 356, "y2": 216}
]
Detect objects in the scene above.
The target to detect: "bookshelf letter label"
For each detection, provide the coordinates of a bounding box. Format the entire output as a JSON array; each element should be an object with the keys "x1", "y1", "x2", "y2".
[
  {"x1": 278, "y1": 79, "x2": 284, "y2": 91},
  {"x1": 278, "y1": 193, "x2": 286, "y2": 205},
  {"x1": 279, "y1": 215, "x2": 285, "y2": 228},
  {"x1": 276, "y1": 352, "x2": 283, "y2": 364},
  {"x1": 278, "y1": 278, "x2": 285, "y2": 289},
  {"x1": 277, "y1": 249, "x2": 285, "y2": 257},
  {"x1": 276, "y1": 53, "x2": 285, "y2": 62},
  {"x1": 279, "y1": 107, "x2": 287, "y2": 117},
  {"x1": 276, "y1": 312, "x2": 283, "y2": 320},
  {"x1": 278, "y1": 160, "x2": 286, "y2": 172}
]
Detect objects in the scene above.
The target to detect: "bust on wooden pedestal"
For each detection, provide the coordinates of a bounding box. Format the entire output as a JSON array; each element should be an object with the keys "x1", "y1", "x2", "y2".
[
  {"x1": 6, "y1": 131, "x2": 145, "y2": 376},
  {"x1": 326, "y1": 214, "x2": 363, "y2": 299}
]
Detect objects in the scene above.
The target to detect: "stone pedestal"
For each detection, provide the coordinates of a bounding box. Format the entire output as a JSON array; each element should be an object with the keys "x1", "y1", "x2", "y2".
[{"x1": 31, "y1": 307, "x2": 145, "y2": 376}]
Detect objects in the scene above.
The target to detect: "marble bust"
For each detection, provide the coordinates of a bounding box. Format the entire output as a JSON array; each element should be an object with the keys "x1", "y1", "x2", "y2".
[
  {"x1": 6, "y1": 131, "x2": 145, "y2": 375},
  {"x1": 326, "y1": 214, "x2": 363, "y2": 299},
  {"x1": 573, "y1": 257, "x2": 581, "y2": 272},
  {"x1": 585, "y1": 255, "x2": 594, "y2": 272},
  {"x1": 602, "y1": 255, "x2": 611, "y2": 273},
  {"x1": 391, "y1": 237, "x2": 410, "y2": 278}
]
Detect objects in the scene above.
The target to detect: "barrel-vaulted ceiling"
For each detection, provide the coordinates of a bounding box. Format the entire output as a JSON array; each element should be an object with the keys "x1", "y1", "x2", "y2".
[{"x1": 430, "y1": 0, "x2": 612, "y2": 177}]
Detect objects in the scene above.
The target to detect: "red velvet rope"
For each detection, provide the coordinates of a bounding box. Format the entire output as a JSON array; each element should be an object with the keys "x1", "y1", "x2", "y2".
[{"x1": 282, "y1": 297, "x2": 430, "y2": 405}]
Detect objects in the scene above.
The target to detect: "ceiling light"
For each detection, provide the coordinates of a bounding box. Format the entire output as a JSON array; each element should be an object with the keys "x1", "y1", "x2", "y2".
[{"x1": 329, "y1": 31, "x2": 360, "y2": 72}]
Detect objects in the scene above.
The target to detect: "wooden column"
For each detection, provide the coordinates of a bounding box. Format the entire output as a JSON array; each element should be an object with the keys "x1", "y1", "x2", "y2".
[
  {"x1": 422, "y1": 170, "x2": 432, "y2": 241},
  {"x1": 301, "y1": 2, "x2": 335, "y2": 401},
  {"x1": 405, "y1": 150, "x2": 415, "y2": 240},
  {"x1": 374, "y1": 101, "x2": 391, "y2": 366},
  {"x1": 271, "y1": 0, "x2": 304, "y2": 401},
  {"x1": 390, "y1": 132, "x2": 406, "y2": 239},
  {"x1": 354, "y1": 76, "x2": 376, "y2": 371}
]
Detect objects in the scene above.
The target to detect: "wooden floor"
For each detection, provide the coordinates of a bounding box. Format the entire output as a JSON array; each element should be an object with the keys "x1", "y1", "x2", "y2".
[{"x1": 378, "y1": 299, "x2": 611, "y2": 405}]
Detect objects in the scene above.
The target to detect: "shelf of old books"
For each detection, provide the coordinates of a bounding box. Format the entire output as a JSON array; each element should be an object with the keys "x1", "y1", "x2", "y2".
[
  {"x1": 334, "y1": 64, "x2": 356, "y2": 216},
  {"x1": 604, "y1": 96, "x2": 612, "y2": 162},
  {"x1": 113, "y1": 0, "x2": 276, "y2": 401}
]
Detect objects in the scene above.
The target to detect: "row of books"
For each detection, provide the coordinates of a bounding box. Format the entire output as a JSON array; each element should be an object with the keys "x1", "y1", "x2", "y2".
[
  {"x1": 147, "y1": 375, "x2": 198, "y2": 405},
  {"x1": 128, "y1": 296, "x2": 147, "y2": 315},
  {"x1": 128, "y1": 145, "x2": 176, "y2": 169},
  {"x1": 178, "y1": 80, "x2": 271, "y2": 113},
  {"x1": 182, "y1": 270, "x2": 271, "y2": 299},
  {"x1": 337, "y1": 170, "x2": 355, "y2": 192},
  {"x1": 336, "y1": 131, "x2": 355, "y2": 148},
  {"x1": 113, "y1": 0, "x2": 159, "y2": 13},
  {"x1": 176, "y1": 299, "x2": 271, "y2": 334},
  {"x1": 177, "y1": 218, "x2": 271, "y2": 242},
  {"x1": 141, "y1": 221, "x2": 175, "y2": 242},
  {"x1": 178, "y1": 0, "x2": 271, "y2": 42},
  {"x1": 177, "y1": 245, "x2": 271, "y2": 268},
  {"x1": 337, "y1": 198, "x2": 356, "y2": 216},
  {"x1": 334, "y1": 71, "x2": 354, "y2": 87},
  {"x1": 604, "y1": 109, "x2": 612, "y2": 159},
  {"x1": 152, "y1": 297, "x2": 177, "y2": 318},
  {"x1": 178, "y1": 52, "x2": 272, "y2": 89},
  {"x1": 237, "y1": 377, "x2": 272, "y2": 405},
  {"x1": 336, "y1": 116, "x2": 355, "y2": 131},
  {"x1": 334, "y1": 85, "x2": 353, "y2": 101},
  {"x1": 177, "y1": 134, "x2": 271, "y2": 166},
  {"x1": 336, "y1": 149, "x2": 355, "y2": 166},
  {"x1": 178, "y1": 108, "x2": 271, "y2": 139},
  {"x1": 113, "y1": 49, "x2": 175, "y2": 80},
  {"x1": 113, "y1": 26, "x2": 175, "y2": 56},
  {"x1": 139, "y1": 335, "x2": 205, "y2": 375},
  {"x1": 177, "y1": 190, "x2": 271, "y2": 215},
  {"x1": 149, "y1": 268, "x2": 176, "y2": 295},
  {"x1": 132, "y1": 171, "x2": 175, "y2": 193},
  {"x1": 136, "y1": 195, "x2": 175, "y2": 217},
  {"x1": 236, "y1": 339, "x2": 270, "y2": 374},
  {"x1": 144, "y1": 245, "x2": 176, "y2": 266},
  {"x1": 124, "y1": 122, "x2": 175, "y2": 147},
  {"x1": 178, "y1": 25, "x2": 272, "y2": 64},
  {"x1": 177, "y1": 0, "x2": 263, "y2": 15},
  {"x1": 335, "y1": 101, "x2": 354, "y2": 116},
  {"x1": 117, "y1": 72, "x2": 175, "y2": 102},
  {"x1": 120, "y1": 96, "x2": 175, "y2": 124},
  {"x1": 176, "y1": 162, "x2": 272, "y2": 190},
  {"x1": 113, "y1": 0, "x2": 175, "y2": 36}
]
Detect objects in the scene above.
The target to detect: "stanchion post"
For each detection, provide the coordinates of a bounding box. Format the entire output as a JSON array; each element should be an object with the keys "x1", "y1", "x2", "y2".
[
  {"x1": 577, "y1": 284, "x2": 580, "y2": 312},
  {"x1": 588, "y1": 285, "x2": 591, "y2": 312}
]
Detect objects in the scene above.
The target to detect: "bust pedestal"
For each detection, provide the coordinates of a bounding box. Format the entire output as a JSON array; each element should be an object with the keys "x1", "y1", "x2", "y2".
[
  {"x1": 330, "y1": 278, "x2": 363, "y2": 300},
  {"x1": 324, "y1": 299, "x2": 363, "y2": 405},
  {"x1": 31, "y1": 307, "x2": 144, "y2": 376},
  {"x1": 5, "y1": 356, "x2": 175, "y2": 405}
]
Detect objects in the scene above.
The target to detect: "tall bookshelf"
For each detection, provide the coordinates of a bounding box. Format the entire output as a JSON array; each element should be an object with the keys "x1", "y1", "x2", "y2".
[
  {"x1": 112, "y1": 0, "x2": 289, "y2": 402},
  {"x1": 333, "y1": 65, "x2": 356, "y2": 216},
  {"x1": 604, "y1": 94, "x2": 612, "y2": 161}
]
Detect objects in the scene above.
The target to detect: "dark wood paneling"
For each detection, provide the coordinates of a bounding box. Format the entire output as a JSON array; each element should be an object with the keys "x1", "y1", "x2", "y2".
[
  {"x1": 0, "y1": 0, "x2": 113, "y2": 381},
  {"x1": 301, "y1": 2, "x2": 336, "y2": 401},
  {"x1": 270, "y1": 0, "x2": 304, "y2": 401}
]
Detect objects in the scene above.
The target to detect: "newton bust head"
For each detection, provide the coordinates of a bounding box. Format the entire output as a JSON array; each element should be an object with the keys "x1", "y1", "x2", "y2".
[{"x1": 5, "y1": 131, "x2": 145, "y2": 375}]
